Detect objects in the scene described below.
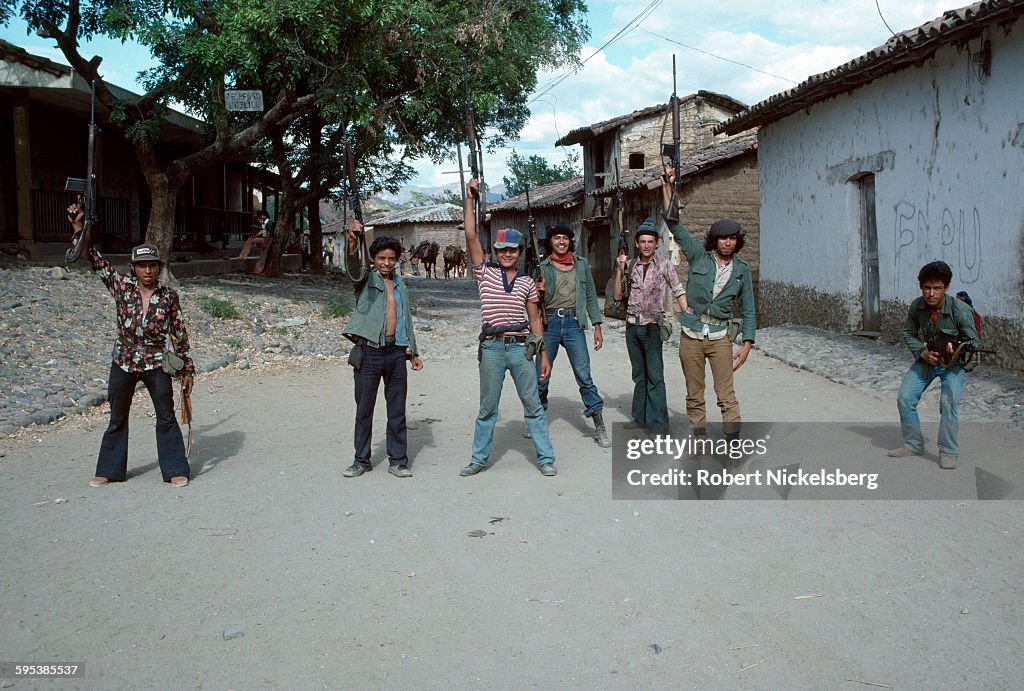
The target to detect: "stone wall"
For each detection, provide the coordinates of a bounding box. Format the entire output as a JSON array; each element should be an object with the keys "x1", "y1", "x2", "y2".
[{"x1": 761, "y1": 281, "x2": 1024, "y2": 375}]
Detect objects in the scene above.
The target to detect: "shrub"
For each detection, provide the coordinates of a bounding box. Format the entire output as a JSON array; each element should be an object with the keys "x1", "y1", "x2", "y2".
[
  {"x1": 197, "y1": 295, "x2": 240, "y2": 319},
  {"x1": 321, "y1": 296, "x2": 353, "y2": 319}
]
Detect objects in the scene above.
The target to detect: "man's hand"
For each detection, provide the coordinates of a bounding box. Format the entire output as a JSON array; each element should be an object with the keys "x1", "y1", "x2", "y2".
[
  {"x1": 920, "y1": 349, "x2": 942, "y2": 366},
  {"x1": 535, "y1": 277, "x2": 545, "y2": 294},
  {"x1": 539, "y1": 352, "x2": 551, "y2": 381},
  {"x1": 732, "y1": 343, "x2": 752, "y2": 372},
  {"x1": 593, "y1": 324, "x2": 603, "y2": 351},
  {"x1": 466, "y1": 177, "x2": 479, "y2": 199},
  {"x1": 410, "y1": 355, "x2": 424, "y2": 371},
  {"x1": 181, "y1": 374, "x2": 194, "y2": 397}
]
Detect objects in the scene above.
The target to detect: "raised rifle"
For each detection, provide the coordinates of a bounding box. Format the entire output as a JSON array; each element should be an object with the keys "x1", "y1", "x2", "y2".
[
  {"x1": 614, "y1": 156, "x2": 629, "y2": 259},
  {"x1": 660, "y1": 55, "x2": 683, "y2": 217},
  {"x1": 65, "y1": 80, "x2": 99, "y2": 262},
  {"x1": 462, "y1": 59, "x2": 486, "y2": 244},
  {"x1": 341, "y1": 141, "x2": 369, "y2": 282},
  {"x1": 523, "y1": 184, "x2": 547, "y2": 325}
]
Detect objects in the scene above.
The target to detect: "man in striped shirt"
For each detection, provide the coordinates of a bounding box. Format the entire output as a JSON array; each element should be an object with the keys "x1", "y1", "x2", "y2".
[{"x1": 460, "y1": 178, "x2": 556, "y2": 477}]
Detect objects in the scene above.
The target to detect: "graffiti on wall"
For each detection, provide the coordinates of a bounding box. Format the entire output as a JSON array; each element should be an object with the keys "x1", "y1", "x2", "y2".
[{"x1": 894, "y1": 201, "x2": 981, "y2": 295}]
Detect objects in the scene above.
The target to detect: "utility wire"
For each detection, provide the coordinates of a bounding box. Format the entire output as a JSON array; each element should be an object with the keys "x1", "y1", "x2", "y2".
[
  {"x1": 530, "y1": 0, "x2": 664, "y2": 103},
  {"x1": 875, "y1": 0, "x2": 900, "y2": 39},
  {"x1": 641, "y1": 28, "x2": 799, "y2": 85}
]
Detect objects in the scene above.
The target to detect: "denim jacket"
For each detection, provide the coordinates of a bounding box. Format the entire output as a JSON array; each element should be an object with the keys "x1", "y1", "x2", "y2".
[
  {"x1": 902, "y1": 294, "x2": 979, "y2": 362},
  {"x1": 343, "y1": 270, "x2": 418, "y2": 355},
  {"x1": 664, "y1": 215, "x2": 756, "y2": 344},
  {"x1": 538, "y1": 255, "x2": 603, "y2": 330}
]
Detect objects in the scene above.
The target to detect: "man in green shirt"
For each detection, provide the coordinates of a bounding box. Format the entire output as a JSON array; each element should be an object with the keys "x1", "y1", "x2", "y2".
[
  {"x1": 888, "y1": 261, "x2": 979, "y2": 469},
  {"x1": 535, "y1": 224, "x2": 610, "y2": 447}
]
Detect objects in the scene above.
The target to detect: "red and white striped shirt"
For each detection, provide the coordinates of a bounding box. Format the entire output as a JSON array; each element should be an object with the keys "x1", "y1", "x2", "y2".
[{"x1": 474, "y1": 263, "x2": 538, "y2": 335}]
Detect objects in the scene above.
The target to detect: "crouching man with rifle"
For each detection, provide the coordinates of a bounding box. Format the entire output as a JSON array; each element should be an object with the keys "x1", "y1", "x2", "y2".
[
  {"x1": 536, "y1": 224, "x2": 612, "y2": 447},
  {"x1": 460, "y1": 178, "x2": 557, "y2": 477},
  {"x1": 888, "y1": 261, "x2": 981, "y2": 470}
]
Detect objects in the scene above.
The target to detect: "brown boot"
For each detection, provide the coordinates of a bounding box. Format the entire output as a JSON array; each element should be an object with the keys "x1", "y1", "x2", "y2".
[{"x1": 887, "y1": 446, "x2": 921, "y2": 458}]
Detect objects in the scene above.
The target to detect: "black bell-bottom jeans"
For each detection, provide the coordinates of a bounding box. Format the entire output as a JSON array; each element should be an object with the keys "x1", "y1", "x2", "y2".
[{"x1": 95, "y1": 362, "x2": 190, "y2": 482}]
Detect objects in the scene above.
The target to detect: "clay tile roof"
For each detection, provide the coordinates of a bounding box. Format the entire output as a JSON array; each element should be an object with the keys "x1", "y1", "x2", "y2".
[
  {"x1": 590, "y1": 132, "x2": 758, "y2": 198},
  {"x1": 555, "y1": 91, "x2": 747, "y2": 147},
  {"x1": 487, "y1": 177, "x2": 584, "y2": 212},
  {"x1": 368, "y1": 203, "x2": 463, "y2": 226},
  {"x1": 718, "y1": 0, "x2": 1024, "y2": 134}
]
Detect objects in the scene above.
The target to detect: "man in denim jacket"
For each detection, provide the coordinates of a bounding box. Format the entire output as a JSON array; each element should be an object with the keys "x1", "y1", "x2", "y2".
[{"x1": 888, "y1": 261, "x2": 979, "y2": 469}]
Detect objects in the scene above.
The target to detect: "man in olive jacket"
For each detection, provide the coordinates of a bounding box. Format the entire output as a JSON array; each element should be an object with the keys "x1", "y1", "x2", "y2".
[
  {"x1": 535, "y1": 224, "x2": 611, "y2": 447},
  {"x1": 661, "y1": 166, "x2": 756, "y2": 435},
  {"x1": 342, "y1": 225, "x2": 423, "y2": 478}
]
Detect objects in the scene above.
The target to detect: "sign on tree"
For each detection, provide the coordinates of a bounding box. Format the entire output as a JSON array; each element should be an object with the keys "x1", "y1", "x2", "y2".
[{"x1": 224, "y1": 90, "x2": 264, "y2": 112}]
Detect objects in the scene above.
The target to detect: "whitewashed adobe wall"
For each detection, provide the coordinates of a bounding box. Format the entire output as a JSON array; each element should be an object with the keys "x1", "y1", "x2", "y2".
[{"x1": 756, "y1": 21, "x2": 1024, "y2": 369}]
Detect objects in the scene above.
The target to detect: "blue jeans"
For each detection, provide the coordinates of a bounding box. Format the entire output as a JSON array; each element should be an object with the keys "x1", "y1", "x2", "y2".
[
  {"x1": 537, "y1": 314, "x2": 604, "y2": 417},
  {"x1": 96, "y1": 363, "x2": 190, "y2": 482},
  {"x1": 353, "y1": 344, "x2": 409, "y2": 468},
  {"x1": 625, "y1": 323, "x2": 668, "y2": 431},
  {"x1": 897, "y1": 361, "x2": 966, "y2": 457},
  {"x1": 471, "y1": 339, "x2": 555, "y2": 467}
]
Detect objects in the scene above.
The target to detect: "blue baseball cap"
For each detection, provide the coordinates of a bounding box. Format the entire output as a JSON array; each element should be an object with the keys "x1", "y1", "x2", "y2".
[{"x1": 493, "y1": 228, "x2": 524, "y2": 249}]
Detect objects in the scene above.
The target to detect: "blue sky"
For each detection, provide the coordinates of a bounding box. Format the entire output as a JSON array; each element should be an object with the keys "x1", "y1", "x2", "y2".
[{"x1": 2, "y1": 0, "x2": 951, "y2": 189}]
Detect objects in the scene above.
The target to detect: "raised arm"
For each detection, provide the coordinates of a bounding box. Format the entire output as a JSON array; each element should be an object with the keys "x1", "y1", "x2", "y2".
[{"x1": 464, "y1": 178, "x2": 485, "y2": 267}]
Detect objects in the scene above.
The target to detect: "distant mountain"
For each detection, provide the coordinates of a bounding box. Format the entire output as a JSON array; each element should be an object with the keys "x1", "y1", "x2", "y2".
[{"x1": 317, "y1": 181, "x2": 504, "y2": 229}]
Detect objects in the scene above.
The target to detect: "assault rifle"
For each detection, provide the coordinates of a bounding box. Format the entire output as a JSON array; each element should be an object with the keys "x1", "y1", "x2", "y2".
[
  {"x1": 462, "y1": 59, "x2": 486, "y2": 244},
  {"x1": 65, "y1": 80, "x2": 99, "y2": 262},
  {"x1": 926, "y1": 334, "x2": 997, "y2": 368},
  {"x1": 522, "y1": 184, "x2": 547, "y2": 325},
  {"x1": 614, "y1": 156, "x2": 629, "y2": 259},
  {"x1": 341, "y1": 141, "x2": 369, "y2": 282},
  {"x1": 660, "y1": 55, "x2": 682, "y2": 217}
]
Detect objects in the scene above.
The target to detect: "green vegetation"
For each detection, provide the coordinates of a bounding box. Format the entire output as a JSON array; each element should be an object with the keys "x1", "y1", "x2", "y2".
[
  {"x1": 197, "y1": 295, "x2": 240, "y2": 320},
  {"x1": 321, "y1": 296, "x2": 353, "y2": 319},
  {"x1": 224, "y1": 336, "x2": 243, "y2": 348}
]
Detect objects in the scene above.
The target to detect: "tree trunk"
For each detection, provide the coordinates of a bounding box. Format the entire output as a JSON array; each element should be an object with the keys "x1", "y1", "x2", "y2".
[
  {"x1": 139, "y1": 168, "x2": 181, "y2": 287},
  {"x1": 308, "y1": 202, "x2": 324, "y2": 275},
  {"x1": 262, "y1": 198, "x2": 294, "y2": 277}
]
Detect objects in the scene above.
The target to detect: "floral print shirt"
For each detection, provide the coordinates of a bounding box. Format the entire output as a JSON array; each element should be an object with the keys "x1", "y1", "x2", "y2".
[
  {"x1": 626, "y1": 255, "x2": 685, "y2": 326},
  {"x1": 88, "y1": 247, "x2": 195, "y2": 376}
]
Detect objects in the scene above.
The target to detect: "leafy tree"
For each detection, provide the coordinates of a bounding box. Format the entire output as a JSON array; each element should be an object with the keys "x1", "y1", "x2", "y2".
[
  {"x1": 503, "y1": 149, "x2": 581, "y2": 197},
  {"x1": 1, "y1": 0, "x2": 589, "y2": 278}
]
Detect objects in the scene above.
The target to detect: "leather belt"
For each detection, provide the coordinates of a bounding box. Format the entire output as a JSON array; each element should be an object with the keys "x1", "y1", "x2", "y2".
[
  {"x1": 552, "y1": 308, "x2": 576, "y2": 318},
  {"x1": 486, "y1": 334, "x2": 528, "y2": 344}
]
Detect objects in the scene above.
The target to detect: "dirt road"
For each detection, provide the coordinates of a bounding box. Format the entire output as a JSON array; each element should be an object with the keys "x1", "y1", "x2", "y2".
[{"x1": 1, "y1": 277, "x2": 1022, "y2": 689}]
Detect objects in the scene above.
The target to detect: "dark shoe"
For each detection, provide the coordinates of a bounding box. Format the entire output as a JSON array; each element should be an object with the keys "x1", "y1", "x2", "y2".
[
  {"x1": 539, "y1": 463, "x2": 557, "y2": 477},
  {"x1": 388, "y1": 465, "x2": 413, "y2": 478},
  {"x1": 460, "y1": 463, "x2": 487, "y2": 476},
  {"x1": 592, "y1": 412, "x2": 612, "y2": 448},
  {"x1": 89, "y1": 476, "x2": 110, "y2": 487},
  {"x1": 623, "y1": 419, "x2": 647, "y2": 430},
  {"x1": 887, "y1": 446, "x2": 921, "y2": 458},
  {"x1": 939, "y1": 454, "x2": 958, "y2": 469},
  {"x1": 169, "y1": 476, "x2": 189, "y2": 487},
  {"x1": 343, "y1": 463, "x2": 372, "y2": 478}
]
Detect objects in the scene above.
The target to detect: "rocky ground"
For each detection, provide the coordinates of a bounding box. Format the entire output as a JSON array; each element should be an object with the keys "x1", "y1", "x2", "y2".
[{"x1": 1, "y1": 256, "x2": 1021, "y2": 437}]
